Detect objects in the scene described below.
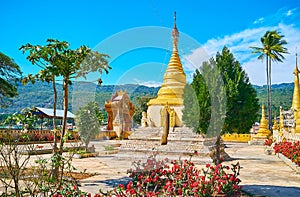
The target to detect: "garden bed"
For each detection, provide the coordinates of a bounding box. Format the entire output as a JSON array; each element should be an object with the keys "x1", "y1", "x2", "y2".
[
  {"x1": 22, "y1": 146, "x2": 86, "y2": 155},
  {"x1": 277, "y1": 153, "x2": 300, "y2": 173}
]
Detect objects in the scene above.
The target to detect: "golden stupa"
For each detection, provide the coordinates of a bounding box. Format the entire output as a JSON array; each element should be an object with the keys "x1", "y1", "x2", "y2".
[
  {"x1": 147, "y1": 12, "x2": 186, "y2": 127},
  {"x1": 253, "y1": 104, "x2": 271, "y2": 139},
  {"x1": 292, "y1": 54, "x2": 300, "y2": 133},
  {"x1": 292, "y1": 53, "x2": 300, "y2": 112},
  {"x1": 279, "y1": 54, "x2": 300, "y2": 134}
]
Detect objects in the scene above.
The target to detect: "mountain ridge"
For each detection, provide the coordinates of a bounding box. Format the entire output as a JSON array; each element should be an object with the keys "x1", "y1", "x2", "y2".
[{"x1": 0, "y1": 81, "x2": 294, "y2": 115}]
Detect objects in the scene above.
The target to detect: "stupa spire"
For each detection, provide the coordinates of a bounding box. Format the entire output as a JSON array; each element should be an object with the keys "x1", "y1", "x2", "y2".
[
  {"x1": 147, "y1": 12, "x2": 186, "y2": 127},
  {"x1": 172, "y1": 11, "x2": 179, "y2": 51},
  {"x1": 292, "y1": 53, "x2": 300, "y2": 111}
]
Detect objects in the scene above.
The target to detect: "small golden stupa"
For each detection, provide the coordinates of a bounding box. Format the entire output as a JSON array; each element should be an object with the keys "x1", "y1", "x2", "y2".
[
  {"x1": 272, "y1": 116, "x2": 279, "y2": 131},
  {"x1": 293, "y1": 54, "x2": 300, "y2": 134},
  {"x1": 147, "y1": 12, "x2": 186, "y2": 127},
  {"x1": 292, "y1": 54, "x2": 300, "y2": 112},
  {"x1": 279, "y1": 54, "x2": 300, "y2": 134},
  {"x1": 253, "y1": 104, "x2": 271, "y2": 139}
]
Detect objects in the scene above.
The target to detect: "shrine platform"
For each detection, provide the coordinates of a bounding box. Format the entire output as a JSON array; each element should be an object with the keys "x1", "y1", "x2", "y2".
[{"x1": 115, "y1": 127, "x2": 230, "y2": 164}]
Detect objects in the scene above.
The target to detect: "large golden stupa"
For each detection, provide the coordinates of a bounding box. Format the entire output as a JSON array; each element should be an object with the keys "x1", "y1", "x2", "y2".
[
  {"x1": 278, "y1": 53, "x2": 300, "y2": 134},
  {"x1": 147, "y1": 12, "x2": 186, "y2": 127}
]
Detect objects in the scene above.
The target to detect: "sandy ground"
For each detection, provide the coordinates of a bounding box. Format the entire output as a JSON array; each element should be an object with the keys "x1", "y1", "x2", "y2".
[
  {"x1": 1, "y1": 140, "x2": 300, "y2": 196},
  {"x1": 73, "y1": 140, "x2": 300, "y2": 197}
]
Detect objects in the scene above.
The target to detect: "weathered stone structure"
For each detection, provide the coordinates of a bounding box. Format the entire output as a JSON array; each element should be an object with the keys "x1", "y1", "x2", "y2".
[{"x1": 105, "y1": 90, "x2": 135, "y2": 137}]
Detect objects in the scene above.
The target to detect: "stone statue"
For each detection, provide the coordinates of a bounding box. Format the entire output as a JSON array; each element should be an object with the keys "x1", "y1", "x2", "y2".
[{"x1": 141, "y1": 111, "x2": 148, "y2": 127}]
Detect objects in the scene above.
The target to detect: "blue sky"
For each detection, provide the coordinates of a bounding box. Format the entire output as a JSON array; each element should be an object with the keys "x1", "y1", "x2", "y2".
[{"x1": 1, "y1": 0, "x2": 300, "y2": 86}]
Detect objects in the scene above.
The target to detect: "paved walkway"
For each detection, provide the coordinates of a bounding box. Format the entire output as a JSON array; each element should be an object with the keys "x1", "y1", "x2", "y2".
[
  {"x1": 223, "y1": 143, "x2": 300, "y2": 197},
  {"x1": 74, "y1": 141, "x2": 300, "y2": 197}
]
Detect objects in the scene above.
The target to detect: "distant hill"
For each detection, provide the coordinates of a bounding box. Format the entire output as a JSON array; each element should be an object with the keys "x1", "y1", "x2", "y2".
[
  {"x1": 0, "y1": 81, "x2": 160, "y2": 114},
  {"x1": 254, "y1": 83, "x2": 294, "y2": 116},
  {"x1": 0, "y1": 81, "x2": 295, "y2": 117}
]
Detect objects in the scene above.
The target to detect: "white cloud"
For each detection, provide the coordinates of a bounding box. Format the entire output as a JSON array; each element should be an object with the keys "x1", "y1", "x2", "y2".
[
  {"x1": 182, "y1": 47, "x2": 210, "y2": 71},
  {"x1": 133, "y1": 78, "x2": 162, "y2": 87},
  {"x1": 184, "y1": 21, "x2": 300, "y2": 85},
  {"x1": 254, "y1": 17, "x2": 264, "y2": 24},
  {"x1": 286, "y1": 10, "x2": 293, "y2": 16}
]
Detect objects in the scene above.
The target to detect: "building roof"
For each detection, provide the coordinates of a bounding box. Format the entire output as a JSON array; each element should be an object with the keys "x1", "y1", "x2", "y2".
[{"x1": 33, "y1": 107, "x2": 75, "y2": 119}]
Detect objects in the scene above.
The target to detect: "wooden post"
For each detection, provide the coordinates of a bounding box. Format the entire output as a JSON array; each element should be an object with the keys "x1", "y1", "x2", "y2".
[{"x1": 161, "y1": 107, "x2": 169, "y2": 145}]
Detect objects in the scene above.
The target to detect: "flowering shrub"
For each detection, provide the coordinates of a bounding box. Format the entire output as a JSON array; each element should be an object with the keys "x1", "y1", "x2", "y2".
[
  {"x1": 274, "y1": 141, "x2": 300, "y2": 167},
  {"x1": 100, "y1": 154, "x2": 242, "y2": 197},
  {"x1": 53, "y1": 182, "x2": 91, "y2": 197},
  {"x1": 264, "y1": 138, "x2": 273, "y2": 146}
]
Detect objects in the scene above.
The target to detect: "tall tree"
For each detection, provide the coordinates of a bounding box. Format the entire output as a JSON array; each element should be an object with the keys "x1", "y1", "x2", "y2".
[
  {"x1": 183, "y1": 57, "x2": 226, "y2": 138},
  {"x1": 20, "y1": 39, "x2": 111, "y2": 181},
  {"x1": 20, "y1": 41, "x2": 65, "y2": 179},
  {"x1": 0, "y1": 52, "x2": 22, "y2": 107},
  {"x1": 182, "y1": 72, "x2": 209, "y2": 134},
  {"x1": 20, "y1": 45, "x2": 60, "y2": 147},
  {"x1": 183, "y1": 46, "x2": 259, "y2": 134},
  {"x1": 250, "y1": 30, "x2": 288, "y2": 131},
  {"x1": 216, "y1": 46, "x2": 259, "y2": 133}
]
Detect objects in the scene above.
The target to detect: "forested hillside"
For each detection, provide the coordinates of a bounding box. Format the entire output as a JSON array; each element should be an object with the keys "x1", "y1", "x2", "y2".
[
  {"x1": 0, "y1": 81, "x2": 159, "y2": 114},
  {"x1": 253, "y1": 83, "x2": 294, "y2": 117},
  {"x1": 0, "y1": 81, "x2": 295, "y2": 120}
]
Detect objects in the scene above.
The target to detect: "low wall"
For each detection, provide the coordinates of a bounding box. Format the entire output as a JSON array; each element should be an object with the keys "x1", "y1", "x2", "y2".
[
  {"x1": 222, "y1": 133, "x2": 251, "y2": 143},
  {"x1": 273, "y1": 130, "x2": 300, "y2": 143},
  {"x1": 94, "y1": 130, "x2": 131, "y2": 140}
]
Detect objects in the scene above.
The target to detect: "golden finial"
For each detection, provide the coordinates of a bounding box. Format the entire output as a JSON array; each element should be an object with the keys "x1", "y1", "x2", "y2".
[
  {"x1": 172, "y1": 11, "x2": 179, "y2": 51},
  {"x1": 296, "y1": 52, "x2": 298, "y2": 69},
  {"x1": 261, "y1": 104, "x2": 265, "y2": 117},
  {"x1": 174, "y1": 11, "x2": 176, "y2": 22}
]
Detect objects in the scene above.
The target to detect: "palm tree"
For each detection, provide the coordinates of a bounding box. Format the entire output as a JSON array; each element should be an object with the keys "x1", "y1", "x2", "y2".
[{"x1": 250, "y1": 30, "x2": 288, "y2": 131}]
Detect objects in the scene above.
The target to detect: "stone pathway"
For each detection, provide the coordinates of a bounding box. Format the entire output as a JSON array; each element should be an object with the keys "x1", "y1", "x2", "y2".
[
  {"x1": 223, "y1": 143, "x2": 300, "y2": 197},
  {"x1": 74, "y1": 140, "x2": 300, "y2": 197}
]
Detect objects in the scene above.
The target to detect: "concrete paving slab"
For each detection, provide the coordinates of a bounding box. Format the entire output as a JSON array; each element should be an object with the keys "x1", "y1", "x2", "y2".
[{"x1": 74, "y1": 140, "x2": 300, "y2": 196}]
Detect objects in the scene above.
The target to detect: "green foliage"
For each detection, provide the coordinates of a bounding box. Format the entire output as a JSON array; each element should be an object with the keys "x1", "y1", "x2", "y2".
[
  {"x1": 182, "y1": 83, "x2": 201, "y2": 133},
  {"x1": 216, "y1": 46, "x2": 259, "y2": 134},
  {"x1": 76, "y1": 101, "x2": 102, "y2": 149},
  {"x1": 20, "y1": 39, "x2": 111, "y2": 157},
  {"x1": 183, "y1": 58, "x2": 226, "y2": 136},
  {"x1": 184, "y1": 46, "x2": 259, "y2": 134},
  {"x1": 254, "y1": 83, "x2": 293, "y2": 117},
  {"x1": 0, "y1": 51, "x2": 22, "y2": 107},
  {"x1": 201, "y1": 58, "x2": 226, "y2": 137},
  {"x1": 132, "y1": 96, "x2": 155, "y2": 124},
  {"x1": 3, "y1": 107, "x2": 37, "y2": 130}
]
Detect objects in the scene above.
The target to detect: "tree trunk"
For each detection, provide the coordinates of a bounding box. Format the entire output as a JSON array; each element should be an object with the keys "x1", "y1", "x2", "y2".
[
  {"x1": 215, "y1": 135, "x2": 221, "y2": 165},
  {"x1": 266, "y1": 56, "x2": 272, "y2": 132},
  {"x1": 161, "y1": 108, "x2": 169, "y2": 145},
  {"x1": 85, "y1": 142, "x2": 89, "y2": 152},
  {"x1": 59, "y1": 80, "x2": 69, "y2": 155},
  {"x1": 268, "y1": 58, "x2": 272, "y2": 132},
  {"x1": 53, "y1": 76, "x2": 57, "y2": 130},
  {"x1": 52, "y1": 77, "x2": 59, "y2": 180}
]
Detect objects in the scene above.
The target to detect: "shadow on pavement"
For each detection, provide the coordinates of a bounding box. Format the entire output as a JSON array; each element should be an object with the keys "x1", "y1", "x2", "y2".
[
  {"x1": 242, "y1": 184, "x2": 300, "y2": 197},
  {"x1": 88, "y1": 176, "x2": 132, "y2": 188},
  {"x1": 229, "y1": 157, "x2": 263, "y2": 161}
]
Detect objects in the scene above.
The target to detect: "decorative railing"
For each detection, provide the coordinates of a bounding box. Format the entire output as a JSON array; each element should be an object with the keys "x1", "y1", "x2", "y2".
[
  {"x1": 221, "y1": 134, "x2": 251, "y2": 142},
  {"x1": 0, "y1": 129, "x2": 79, "y2": 142},
  {"x1": 273, "y1": 130, "x2": 300, "y2": 143}
]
